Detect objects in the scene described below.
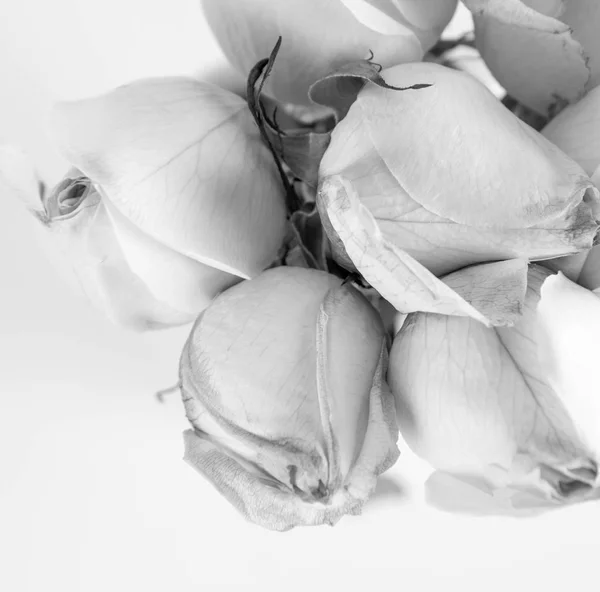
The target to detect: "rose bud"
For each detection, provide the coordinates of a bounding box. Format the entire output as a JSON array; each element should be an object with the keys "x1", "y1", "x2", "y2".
[
  {"x1": 21, "y1": 78, "x2": 287, "y2": 330},
  {"x1": 463, "y1": 0, "x2": 600, "y2": 117},
  {"x1": 200, "y1": 0, "x2": 458, "y2": 107},
  {"x1": 317, "y1": 62, "x2": 599, "y2": 321},
  {"x1": 180, "y1": 266, "x2": 398, "y2": 530},
  {"x1": 541, "y1": 85, "x2": 600, "y2": 289},
  {"x1": 388, "y1": 264, "x2": 600, "y2": 507}
]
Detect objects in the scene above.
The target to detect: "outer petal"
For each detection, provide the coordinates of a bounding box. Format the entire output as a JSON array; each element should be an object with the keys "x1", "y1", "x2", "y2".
[
  {"x1": 542, "y1": 84, "x2": 600, "y2": 178},
  {"x1": 183, "y1": 430, "x2": 362, "y2": 531},
  {"x1": 316, "y1": 281, "x2": 398, "y2": 489},
  {"x1": 319, "y1": 63, "x2": 599, "y2": 285},
  {"x1": 50, "y1": 78, "x2": 287, "y2": 279},
  {"x1": 536, "y1": 273, "x2": 600, "y2": 458},
  {"x1": 98, "y1": 188, "x2": 239, "y2": 317},
  {"x1": 540, "y1": 93, "x2": 600, "y2": 286},
  {"x1": 441, "y1": 259, "x2": 528, "y2": 326},
  {"x1": 576, "y1": 245, "x2": 600, "y2": 291},
  {"x1": 181, "y1": 267, "x2": 339, "y2": 494},
  {"x1": 180, "y1": 267, "x2": 398, "y2": 529},
  {"x1": 44, "y1": 187, "x2": 196, "y2": 330},
  {"x1": 463, "y1": 0, "x2": 590, "y2": 116},
  {"x1": 322, "y1": 62, "x2": 598, "y2": 231},
  {"x1": 201, "y1": 0, "x2": 423, "y2": 107},
  {"x1": 317, "y1": 176, "x2": 527, "y2": 325},
  {"x1": 389, "y1": 265, "x2": 598, "y2": 502}
]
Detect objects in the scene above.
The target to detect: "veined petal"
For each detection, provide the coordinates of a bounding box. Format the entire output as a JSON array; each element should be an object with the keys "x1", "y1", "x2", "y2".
[
  {"x1": 389, "y1": 265, "x2": 599, "y2": 502},
  {"x1": 463, "y1": 0, "x2": 590, "y2": 115},
  {"x1": 441, "y1": 259, "x2": 528, "y2": 326},
  {"x1": 100, "y1": 191, "x2": 240, "y2": 316},
  {"x1": 316, "y1": 282, "x2": 397, "y2": 487},
  {"x1": 577, "y1": 246, "x2": 600, "y2": 291},
  {"x1": 181, "y1": 268, "x2": 341, "y2": 494},
  {"x1": 201, "y1": 0, "x2": 423, "y2": 108},
  {"x1": 319, "y1": 62, "x2": 599, "y2": 279},
  {"x1": 560, "y1": 1, "x2": 600, "y2": 92},
  {"x1": 50, "y1": 77, "x2": 287, "y2": 278},
  {"x1": 318, "y1": 176, "x2": 505, "y2": 325},
  {"x1": 47, "y1": 189, "x2": 194, "y2": 330},
  {"x1": 183, "y1": 430, "x2": 363, "y2": 531}
]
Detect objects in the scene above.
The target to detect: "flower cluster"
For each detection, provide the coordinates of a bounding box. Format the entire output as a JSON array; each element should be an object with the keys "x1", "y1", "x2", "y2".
[{"x1": 4, "y1": 0, "x2": 600, "y2": 530}]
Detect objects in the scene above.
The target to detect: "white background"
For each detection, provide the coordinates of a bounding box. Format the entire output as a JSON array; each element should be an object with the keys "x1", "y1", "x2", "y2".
[{"x1": 1, "y1": 2, "x2": 599, "y2": 591}]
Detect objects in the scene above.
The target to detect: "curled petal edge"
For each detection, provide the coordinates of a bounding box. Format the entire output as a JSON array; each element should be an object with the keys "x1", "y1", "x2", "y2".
[
  {"x1": 318, "y1": 175, "x2": 528, "y2": 327},
  {"x1": 183, "y1": 340, "x2": 398, "y2": 531},
  {"x1": 463, "y1": 0, "x2": 591, "y2": 115}
]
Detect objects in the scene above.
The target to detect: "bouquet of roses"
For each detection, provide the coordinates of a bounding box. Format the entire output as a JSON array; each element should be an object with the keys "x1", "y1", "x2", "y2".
[{"x1": 3, "y1": 0, "x2": 600, "y2": 531}]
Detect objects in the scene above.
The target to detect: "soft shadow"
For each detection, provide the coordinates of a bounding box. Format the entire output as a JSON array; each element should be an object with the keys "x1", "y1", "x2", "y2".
[
  {"x1": 425, "y1": 471, "x2": 559, "y2": 518},
  {"x1": 367, "y1": 475, "x2": 410, "y2": 510}
]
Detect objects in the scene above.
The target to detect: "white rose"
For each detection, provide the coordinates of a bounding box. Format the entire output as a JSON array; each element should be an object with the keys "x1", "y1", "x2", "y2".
[
  {"x1": 181, "y1": 267, "x2": 398, "y2": 530},
  {"x1": 5, "y1": 78, "x2": 288, "y2": 330},
  {"x1": 388, "y1": 265, "x2": 600, "y2": 506},
  {"x1": 317, "y1": 62, "x2": 599, "y2": 322}
]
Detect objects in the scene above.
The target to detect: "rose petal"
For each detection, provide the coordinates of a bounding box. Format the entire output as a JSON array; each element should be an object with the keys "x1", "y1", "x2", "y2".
[
  {"x1": 463, "y1": 0, "x2": 590, "y2": 115},
  {"x1": 536, "y1": 273, "x2": 600, "y2": 458},
  {"x1": 316, "y1": 282, "x2": 397, "y2": 484},
  {"x1": 0, "y1": 145, "x2": 44, "y2": 212},
  {"x1": 201, "y1": 0, "x2": 423, "y2": 107},
  {"x1": 50, "y1": 192, "x2": 193, "y2": 329},
  {"x1": 560, "y1": 1, "x2": 600, "y2": 92},
  {"x1": 318, "y1": 62, "x2": 599, "y2": 283},
  {"x1": 389, "y1": 265, "x2": 598, "y2": 501},
  {"x1": 181, "y1": 267, "x2": 399, "y2": 528},
  {"x1": 181, "y1": 269, "x2": 341, "y2": 491},
  {"x1": 441, "y1": 259, "x2": 528, "y2": 326},
  {"x1": 50, "y1": 77, "x2": 287, "y2": 278}
]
